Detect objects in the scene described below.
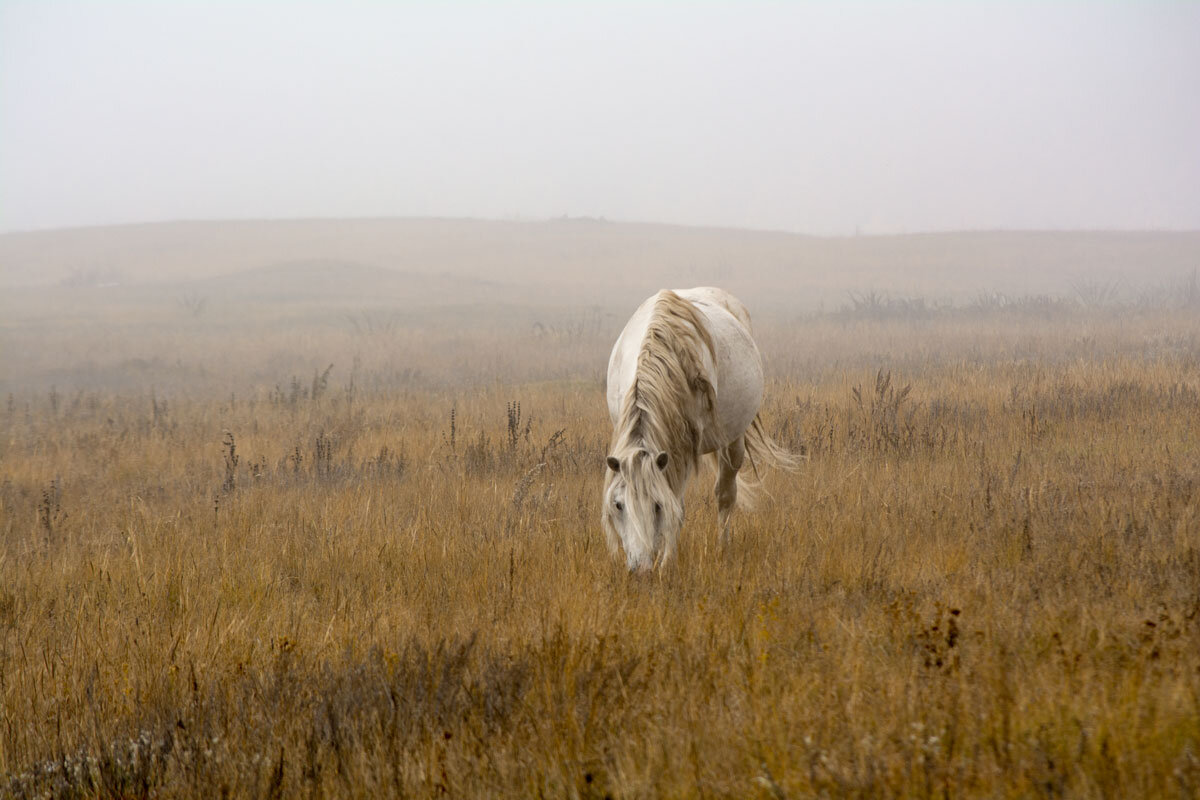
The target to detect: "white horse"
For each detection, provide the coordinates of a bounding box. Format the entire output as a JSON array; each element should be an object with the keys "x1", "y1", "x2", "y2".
[{"x1": 602, "y1": 287, "x2": 795, "y2": 571}]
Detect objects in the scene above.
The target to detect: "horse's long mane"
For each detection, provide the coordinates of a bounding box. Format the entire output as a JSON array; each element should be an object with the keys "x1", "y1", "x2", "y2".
[{"x1": 610, "y1": 290, "x2": 716, "y2": 491}]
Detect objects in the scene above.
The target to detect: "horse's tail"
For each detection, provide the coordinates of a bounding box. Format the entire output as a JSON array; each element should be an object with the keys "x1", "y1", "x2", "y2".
[
  {"x1": 743, "y1": 414, "x2": 800, "y2": 475},
  {"x1": 736, "y1": 414, "x2": 800, "y2": 509}
]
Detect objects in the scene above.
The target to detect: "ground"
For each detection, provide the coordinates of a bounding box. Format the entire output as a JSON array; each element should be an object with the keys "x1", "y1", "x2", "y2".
[{"x1": 1, "y1": 221, "x2": 1199, "y2": 797}]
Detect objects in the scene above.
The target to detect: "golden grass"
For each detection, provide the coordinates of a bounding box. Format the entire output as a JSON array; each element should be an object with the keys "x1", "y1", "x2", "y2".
[{"x1": 2, "y1": 307, "x2": 1199, "y2": 798}]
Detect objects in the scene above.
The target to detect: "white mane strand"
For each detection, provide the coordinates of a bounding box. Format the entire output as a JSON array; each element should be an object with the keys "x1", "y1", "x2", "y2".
[{"x1": 608, "y1": 290, "x2": 716, "y2": 492}]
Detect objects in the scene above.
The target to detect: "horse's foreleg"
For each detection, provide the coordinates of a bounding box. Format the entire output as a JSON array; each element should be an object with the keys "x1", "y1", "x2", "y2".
[
  {"x1": 656, "y1": 534, "x2": 676, "y2": 572},
  {"x1": 716, "y1": 436, "x2": 745, "y2": 544}
]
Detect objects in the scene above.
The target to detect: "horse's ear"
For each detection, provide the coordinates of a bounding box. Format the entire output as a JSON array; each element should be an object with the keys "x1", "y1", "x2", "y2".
[
  {"x1": 606, "y1": 456, "x2": 621, "y2": 473},
  {"x1": 655, "y1": 451, "x2": 669, "y2": 471}
]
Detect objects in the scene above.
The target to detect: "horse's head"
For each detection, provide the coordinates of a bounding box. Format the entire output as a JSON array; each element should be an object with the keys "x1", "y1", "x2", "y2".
[{"x1": 602, "y1": 447, "x2": 684, "y2": 571}]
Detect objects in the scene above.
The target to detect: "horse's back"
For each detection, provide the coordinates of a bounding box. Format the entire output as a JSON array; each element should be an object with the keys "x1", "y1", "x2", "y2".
[
  {"x1": 676, "y1": 288, "x2": 763, "y2": 449},
  {"x1": 674, "y1": 287, "x2": 753, "y2": 331},
  {"x1": 607, "y1": 287, "x2": 763, "y2": 450}
]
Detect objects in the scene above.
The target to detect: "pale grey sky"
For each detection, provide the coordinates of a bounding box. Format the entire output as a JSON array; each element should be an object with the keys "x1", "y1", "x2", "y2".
[{"x1": 2, "y1": 2, "x2": 1198, "y2": 234}]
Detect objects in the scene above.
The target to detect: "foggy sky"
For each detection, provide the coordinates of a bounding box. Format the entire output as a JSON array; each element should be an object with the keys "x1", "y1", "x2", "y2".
[{"x1": 3, "y1": 2, "x2": 1198, "y2": 235}]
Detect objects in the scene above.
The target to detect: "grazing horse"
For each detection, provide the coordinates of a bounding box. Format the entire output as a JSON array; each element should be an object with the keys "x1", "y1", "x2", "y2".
[{"x1": 602, "y1": 287, "x2": 795, "y2": 571}]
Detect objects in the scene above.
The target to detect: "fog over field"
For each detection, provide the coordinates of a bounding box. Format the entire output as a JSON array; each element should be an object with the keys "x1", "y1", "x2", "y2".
[
  {"x1": 3, "y1": 3, "x2": 1199, "y2": 235},
  {"x1": 3, "y1": 3, "x2": 1198, "y2": 394},
  {"x1": 4, "y1": 2, "x2": 1198, "y2": 379},
  {"x1": 2, "y1": 220, "x2": 1199, "y2": 395}
]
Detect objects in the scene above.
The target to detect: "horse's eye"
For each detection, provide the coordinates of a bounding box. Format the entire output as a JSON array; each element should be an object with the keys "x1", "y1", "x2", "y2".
[
  {"x1": 614, "y1": 501, "x2": 624, "y2": 512},
  {"x1": 654, "y1": 502, "x2": 661, "y2": 515}
]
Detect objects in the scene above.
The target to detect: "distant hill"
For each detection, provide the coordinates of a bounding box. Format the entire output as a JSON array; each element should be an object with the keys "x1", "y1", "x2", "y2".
[
  {"x1": 1, "y1": 218, "x2": 1197, "y2": 310},
  {"x1": 179, "y1": 258, "x2": 518, "y2": 306}
]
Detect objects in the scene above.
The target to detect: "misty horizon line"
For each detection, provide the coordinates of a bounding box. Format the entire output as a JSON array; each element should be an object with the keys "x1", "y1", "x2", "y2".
[{"x1": 5, "y1": 214, "x2": 1200, "y2": 240}]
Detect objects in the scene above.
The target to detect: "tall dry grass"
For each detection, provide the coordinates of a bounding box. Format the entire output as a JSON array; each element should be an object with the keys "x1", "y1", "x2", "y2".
[{"x1": 2, "y1": 307, "x2": 1199, "y2": 798}]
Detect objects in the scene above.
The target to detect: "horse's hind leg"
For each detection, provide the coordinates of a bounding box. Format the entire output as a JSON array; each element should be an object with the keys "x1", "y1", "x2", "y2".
[{"x1": 716, "y1": 436, "x2": 745, "y2": 545}]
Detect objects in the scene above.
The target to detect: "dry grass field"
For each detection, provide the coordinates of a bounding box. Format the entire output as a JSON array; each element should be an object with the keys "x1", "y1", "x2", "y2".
[{"x1": 2, "y1": 221, "x2": 1200, "y2": 797}]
